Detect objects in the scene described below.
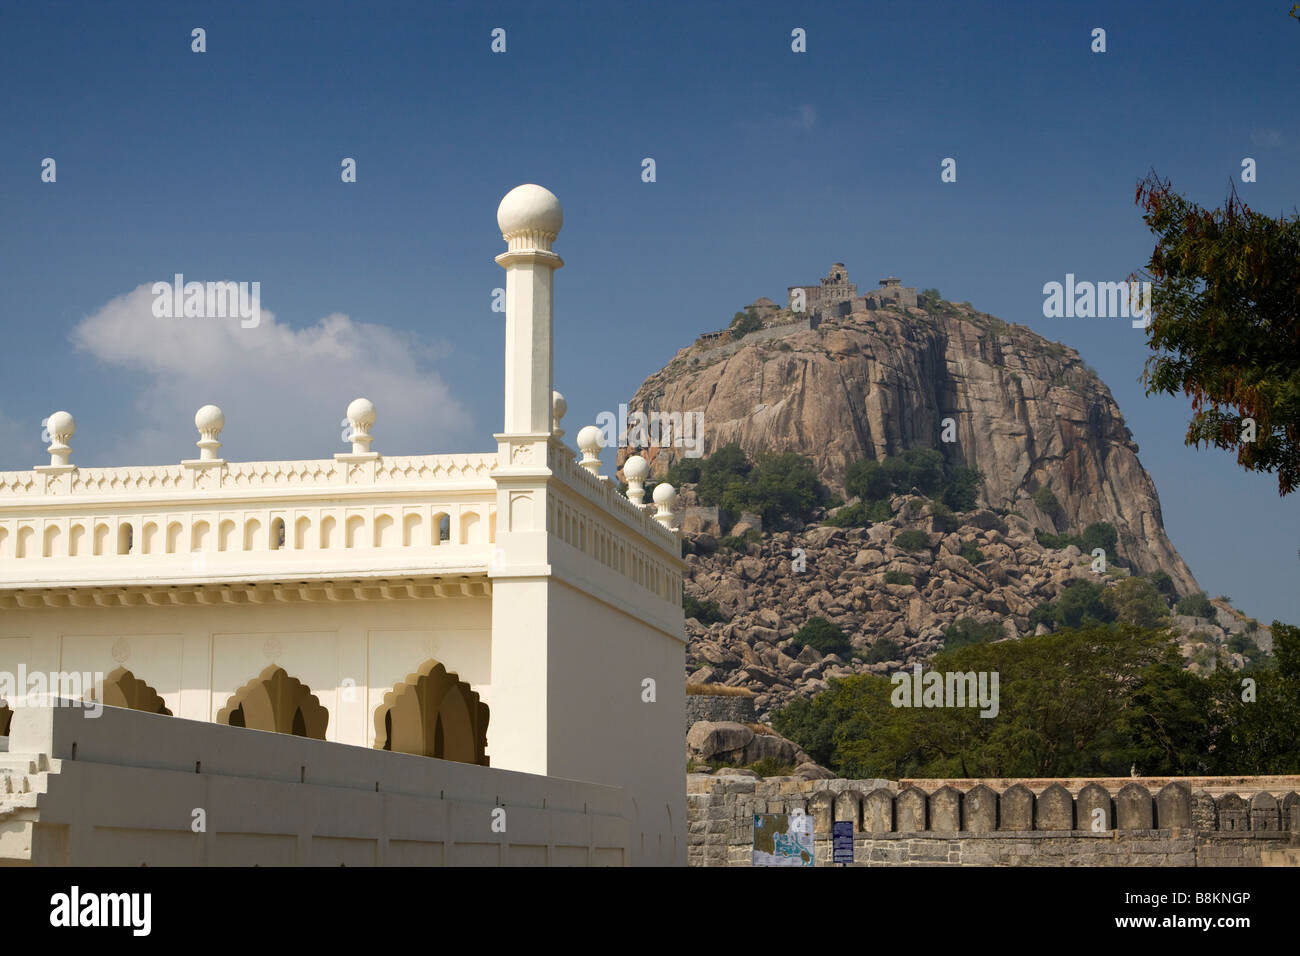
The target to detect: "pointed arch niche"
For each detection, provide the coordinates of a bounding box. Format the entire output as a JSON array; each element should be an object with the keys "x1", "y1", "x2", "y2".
[
  {"x1": 90, "y1": 667, "x2": 173, "y2": 716},
  {"x1": 217, "y1": 665, "x2": 328, "y2": 739},
  {"x1": 374, "y1": 659, "x2": 489, "y2": 766}
]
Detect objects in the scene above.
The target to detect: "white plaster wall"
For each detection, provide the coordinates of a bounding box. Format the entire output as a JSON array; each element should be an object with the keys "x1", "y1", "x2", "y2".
[
  {"x1": 0, "y1": 597, "x2": 491, "y2": 751},
  {"x1": 488, "y1": 563, "x2": 685, "y2": 866},
  {"x1": 546, "y1": 576, "x2": 685, "y2": 867},
  {"x1": 4, "y1": 704, "x2": 627, "y2": 867}
]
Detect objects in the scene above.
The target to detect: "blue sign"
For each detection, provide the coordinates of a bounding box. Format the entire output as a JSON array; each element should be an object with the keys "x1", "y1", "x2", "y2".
[{"x1": 832, "y1": 820, "x2": 854, "y2": 864}]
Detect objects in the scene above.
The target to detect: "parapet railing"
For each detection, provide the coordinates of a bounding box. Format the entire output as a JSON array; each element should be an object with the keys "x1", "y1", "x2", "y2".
[{"x1": 0, "y1": 453, "x2": 500, "y2": 588}]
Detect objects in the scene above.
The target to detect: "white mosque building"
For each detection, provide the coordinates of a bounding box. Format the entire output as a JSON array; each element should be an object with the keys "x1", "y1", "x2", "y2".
[{"x1": 0, "y1": 185, "x2": 686, "y2": 866}]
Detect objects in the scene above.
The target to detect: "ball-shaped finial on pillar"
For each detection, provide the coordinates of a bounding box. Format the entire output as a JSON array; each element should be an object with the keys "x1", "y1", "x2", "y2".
[
  {"x1": 45, "y1": 411, "x2": 75, "y2": 467},
  {"x1": 551, "y1": 390, "x2": 567, "y2": 439},
  {"x1": 577, "y1": 425, "x2": 604, "y2": 477},
  {"x1": 497, "y1": 184, "x2": 563, "y2": 253},
  {"x1": 346, "y1": 397, "x2": 377, "y2": 454},
  {"x1": 653, "y1": 481, "x2": 679, "y2": 531},
  {"x1": 623, "y1": 455, "x2": 650, "y2": 506},
  {"x1": 194, "y1": 405, "x2": 225, "y2": 461}
]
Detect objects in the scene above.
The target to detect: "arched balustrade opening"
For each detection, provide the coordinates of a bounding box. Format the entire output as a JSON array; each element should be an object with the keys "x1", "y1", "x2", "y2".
[
  {"x1": 374, "y1": 659, "x2": 489, "y2": 766},
  {"x1": 89, "y1": 667, "x2": 172, "y2": 716},
  {"x1": 217, "y1": 665, "x2": 328, "y2": 740}
]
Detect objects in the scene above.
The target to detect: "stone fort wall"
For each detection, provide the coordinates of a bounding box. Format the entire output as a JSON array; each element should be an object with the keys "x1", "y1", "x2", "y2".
[
  {"x1": 688, "y1": 774, "x2": 1300, "y2": 867},
  {"x1": 685, "y1": 693, "x2": 755, "y2": 732}
]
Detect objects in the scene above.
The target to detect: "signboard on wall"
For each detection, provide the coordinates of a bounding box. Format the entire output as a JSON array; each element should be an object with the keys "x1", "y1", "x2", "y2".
[
  {"x1": 752, "y1": 811, "x2": 814, "y2": 867},
  {"x1": 832, "y1": 820, "x2": 854, "y2": 864}
]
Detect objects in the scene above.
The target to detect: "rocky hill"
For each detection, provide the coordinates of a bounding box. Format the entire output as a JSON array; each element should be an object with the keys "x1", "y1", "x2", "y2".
[
  {"x1": 681, "y1": 501, "x2": 1270, "y2": 724},
  {"x1": 621, "y1": 296, "x2": 1198, "y2": 594}
]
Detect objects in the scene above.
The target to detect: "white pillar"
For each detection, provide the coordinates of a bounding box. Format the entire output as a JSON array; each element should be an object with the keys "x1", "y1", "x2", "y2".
[{"x1": 495, "y1": 184, "x2": 563, "y2": 435}]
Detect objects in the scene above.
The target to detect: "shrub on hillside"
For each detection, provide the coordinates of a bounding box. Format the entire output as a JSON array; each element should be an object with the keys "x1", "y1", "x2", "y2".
[
  {"x1": 1032, "y1": 487, "x2": 1064, "y2": 523},
  {"x1": 883, "y1": 570, "x2": 914, "y2": 586},
  {"x1": 865, "y1": 636, "x2": 902, "y2": 664},
  {"x1": 1227, "y1": 632, "x2": 1262, "y2": 658},
  {"x1": 1176, "y1": 592, "x2": 1215, "y2": 619},
  {"x1": 943, "y1": 617, "x2": 1004, "y2": 650},
  {"x1": 1034, "y1": 521, "x2": 1122, "y2": 565},
  {"x1": 960, "y1": 543, "x2": 986, "y2": 565},
  {"x1": 894, "y1": 529, "x2": 931, "y2": 552},
  {"x1": 931, "y1": 501, "x2": 959, "y2": 533},
  {"x1": 792, "y1": 616, "x2": 852, "y2": 656},
  {"x1": 941, "y1": 465, "x2": 984, "y2": 511},
  {"x1": 825, "y1": 501, "x2": 873, "y2": 527},
  {"x1": 730, "y1": 310, "x2": 762, "y2": 338},
  {"x1": 1147, "y1": 569, "x2": 1178, "y2": 604},
  {"x1": 683, "y1": 594, "x2": 730, "y2": 625}
]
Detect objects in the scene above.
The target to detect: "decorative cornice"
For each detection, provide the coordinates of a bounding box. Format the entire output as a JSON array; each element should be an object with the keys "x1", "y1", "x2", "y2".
[{"x1": 0, "y1": 574, "x2": 491, "y2": 610}]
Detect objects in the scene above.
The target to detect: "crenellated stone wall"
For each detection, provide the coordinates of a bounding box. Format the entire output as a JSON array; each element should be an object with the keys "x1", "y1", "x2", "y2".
[{"x1": 687, "y1": 773, "x2": 1300, "y2": 866}]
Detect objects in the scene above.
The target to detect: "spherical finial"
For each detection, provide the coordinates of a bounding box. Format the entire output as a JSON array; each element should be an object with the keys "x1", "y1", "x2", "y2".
[
  {"x1": 551, "y1": 390, "x2": 567, "y2": 438},
  {"x1": 44, "y1": 410, "x2": 75, "y2": 467},
  {"x1": 194, "y1": 404, "x2": 224, "y2": 461},
  {"x1": 195, "y1": 404, "x2": 225, "y2": 434},
  {"x1": 46, "y1": 411, "x2": 75, "y2": 441},
  {"x1": 623, "y1": 455, "x2": 649, "y2": 482},
  {"x1": 577, "y1": 425, "x2": 603, "y2": 477},
  {"x1": 345, "y1": 397, "x2": 376, "y2": 454},
  {"x1": 577, "y1": 425, "x2": 603, "y2": 455},
  {"x1": 653, "y1": 481, "x2": 679, "y2": 532},
  {"x1": 347, "y1": 397, "x2": 376, "y2": 428},
  {"x1": 497, "y1": 184, "x2": 563, "y2": 249}
]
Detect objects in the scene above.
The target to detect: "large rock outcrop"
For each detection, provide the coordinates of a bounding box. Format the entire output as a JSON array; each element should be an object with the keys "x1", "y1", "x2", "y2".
[
  {"x1": 621, "y1": 301, "x2": 1198, "y2": 594},
  {"x1": 681, "y1": 506, "x2": 1267, "y2": 722}
]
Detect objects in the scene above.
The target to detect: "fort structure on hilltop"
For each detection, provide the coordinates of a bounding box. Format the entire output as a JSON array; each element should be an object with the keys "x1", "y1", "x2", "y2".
[
  {"x1": 787, "y1": 263, "x2": 918, "y2": 318},
  {"x1": 694, "y1": 264, "x2": 918, "y2": 349}
]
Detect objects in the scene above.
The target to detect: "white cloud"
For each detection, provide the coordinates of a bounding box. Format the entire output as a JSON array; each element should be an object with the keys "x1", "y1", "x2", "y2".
[{"x1": 70, "y1": 283, "x2": 473, "y2": 465}]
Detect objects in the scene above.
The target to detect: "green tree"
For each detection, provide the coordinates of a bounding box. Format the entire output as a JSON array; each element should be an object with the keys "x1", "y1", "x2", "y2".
[
  {"x1": 730, "y1": 309, "x2": 762, "y2": 338},
  {"x1": 664, "y1": 457, "x2": 701, "y2": 486},
  {"x1": 1146, "y1": 569, "x2": 1178, "y2": 604},
  {"x1": 749, "y1": 451, "x2": 828, "y2": 527},
  {"x1": 1175, "y1": 592, "x2": 1215, "y2": 618},
  {"x1": 941, "y1": 465, "x2": 984, "y2": 511},
  {"x1": 1032, "y1": 486, "x2": 1064, "y2": 523},
  {"x1": 773, "y1": 625, "x2": 1224, "y2": 779},
  {"x1": 1213, "y1": 622, "x2": 1300, "y2": 772},
  {"x1": 943, "y1": 617, "x2": 1004, "y2": 650},
  {"x1": 1036, "y1": 579, "x2": 1116, "y2": 631},
  {"x1": 918, "y1": 288, "x2": 943, "y2": 312},
  {"x1": 694, "y1": 443, "x2": 753, "y2": 508},
  {"x1": 1079, "y1": 522, "x2": 1119, "y2": 563},
  {"x1": 1136, "y1": 173, "x2": 1300, "y2": 494},
  {"x1": 1102, "y1": 577, "x2": 1171, "y2": 629},
  {"x1": 693, "y1": 444, "x2": 828, "y2": 528}
]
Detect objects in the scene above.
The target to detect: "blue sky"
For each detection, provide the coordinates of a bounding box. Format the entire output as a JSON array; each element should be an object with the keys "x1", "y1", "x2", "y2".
[{"x1": 0, "y1": 0, "x2": 1296, "y2": 624}]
